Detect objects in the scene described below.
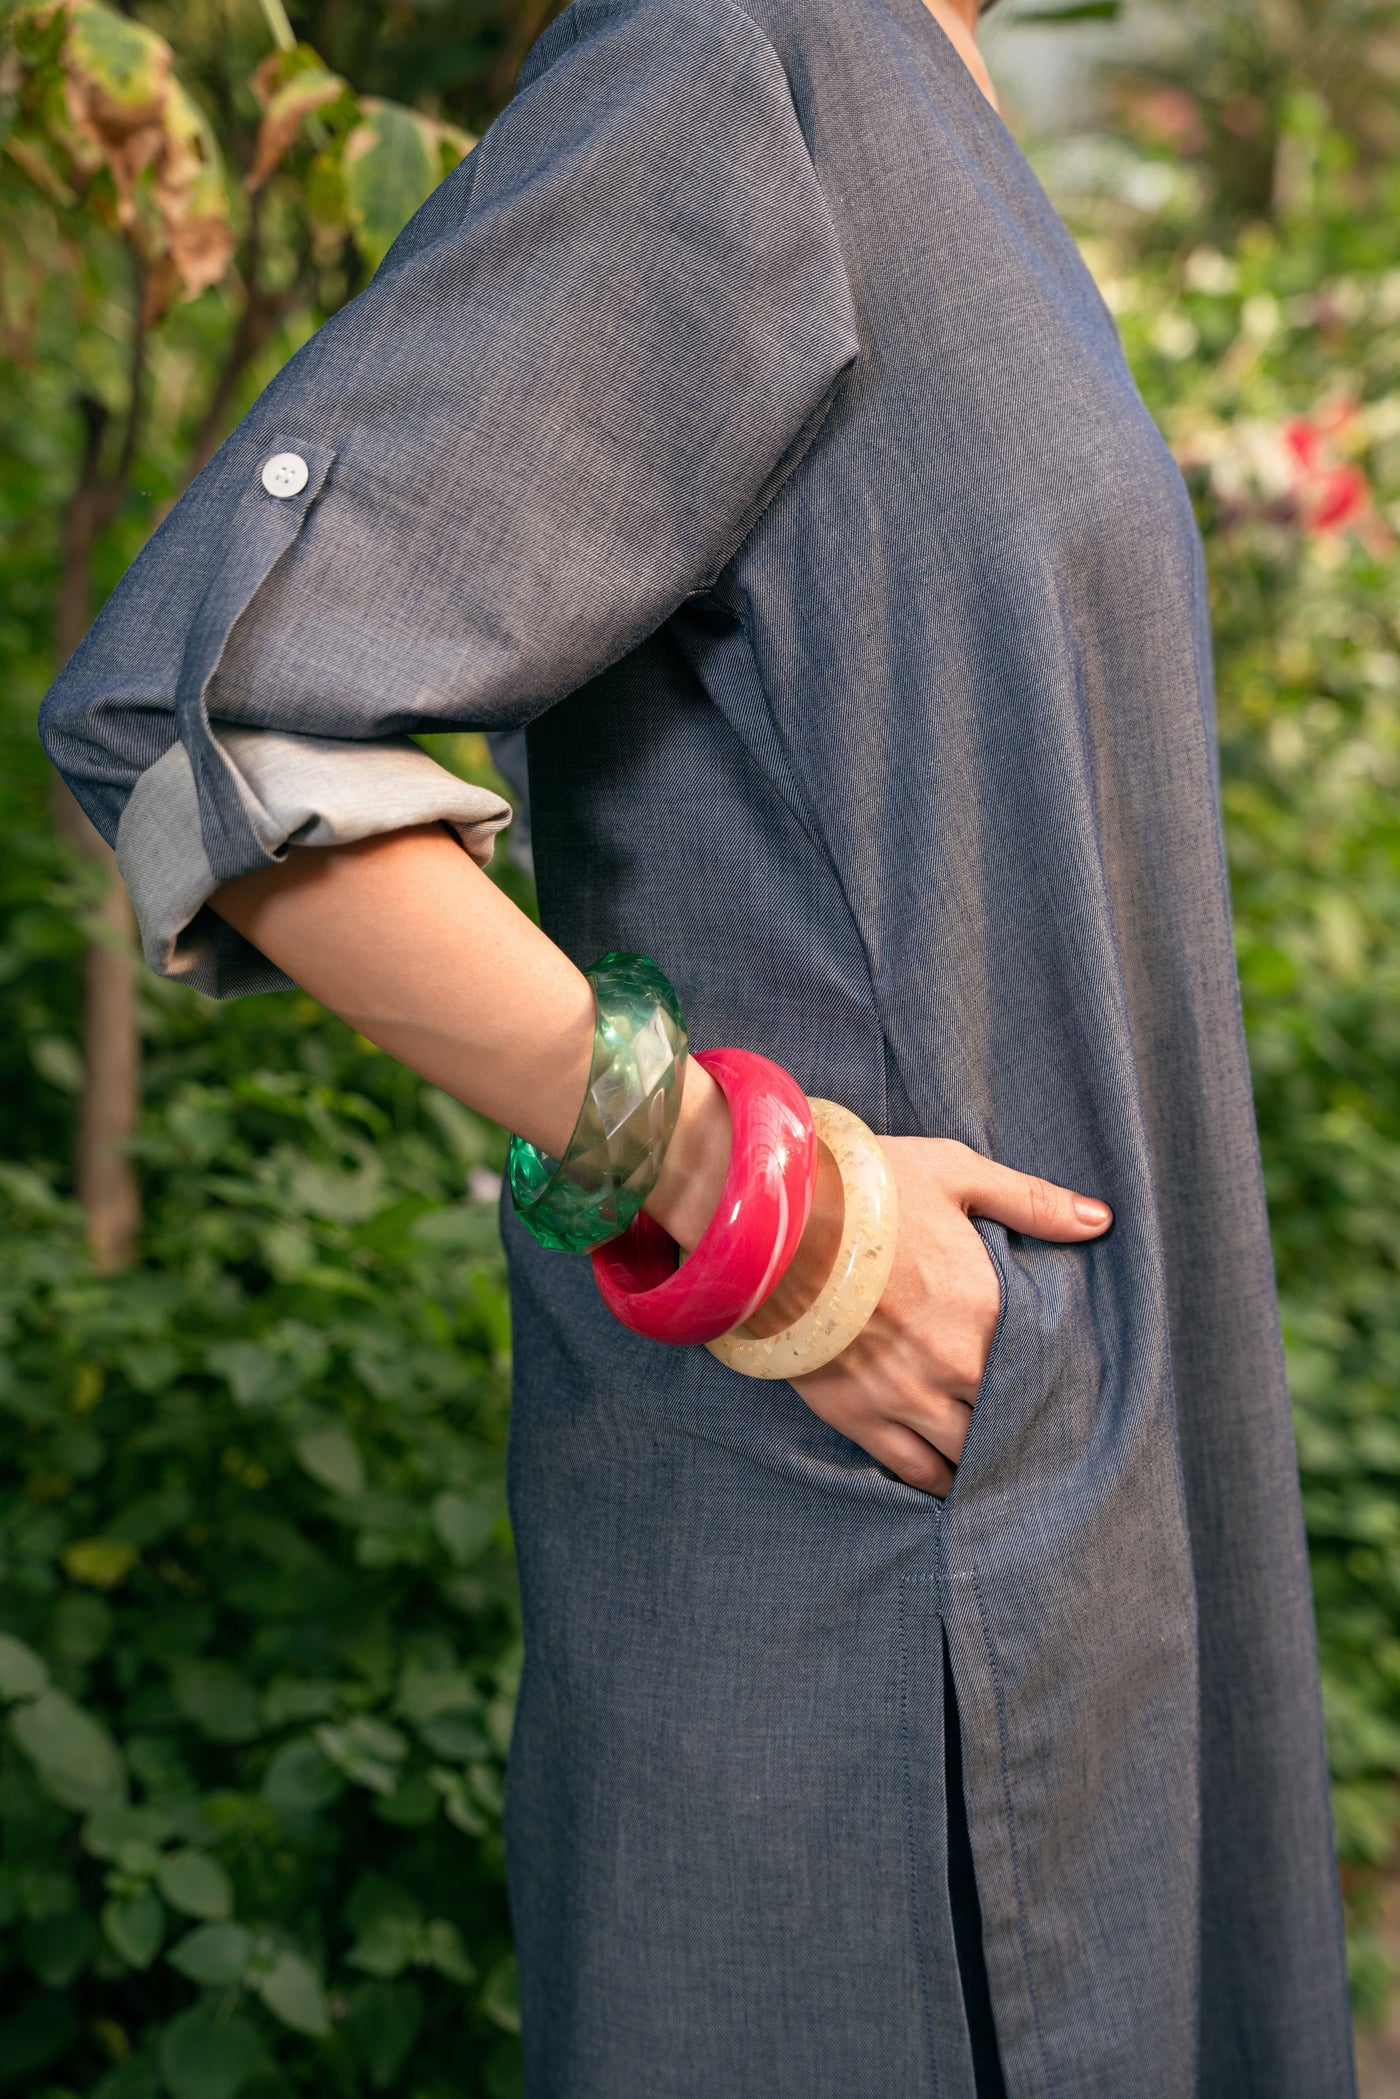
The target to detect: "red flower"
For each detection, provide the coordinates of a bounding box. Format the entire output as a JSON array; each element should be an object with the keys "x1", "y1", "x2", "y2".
[
  {"x1": 1282, "y1": 409, "x2": 1374, "y2": 536},
  {"x1": 1311, "y1": 465, "x2": 1369, "y2": 531}
]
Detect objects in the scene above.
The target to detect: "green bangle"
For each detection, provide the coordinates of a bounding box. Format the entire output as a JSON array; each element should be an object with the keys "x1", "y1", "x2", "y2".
[{"x1": 507, "y1": 952, "x2": 689, "y2": 1254}]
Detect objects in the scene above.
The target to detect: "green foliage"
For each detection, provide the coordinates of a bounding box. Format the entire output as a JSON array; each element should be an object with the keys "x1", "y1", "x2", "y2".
[
  {"x1": 1048, "y1": 67, "x2": 1400, "y2": 1996},
  {"x1": 0, "y1": 706, "x2": 523, "y2": 2097},
  {"x1": 1, "y1": 0, "x2": 473, "y2": 323},
  {"x1": 0, "y1": 6, "x2": 528, "y2": 2090}
]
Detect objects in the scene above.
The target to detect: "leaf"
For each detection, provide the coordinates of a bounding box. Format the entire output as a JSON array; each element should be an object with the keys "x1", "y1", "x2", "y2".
[
  {"x1": 0, "y1": 1991, "x2": 79, "y2": 2085},
  {"x1": 115, "y1": 1837, "x2": 164, "y2": 1876},
  {"x1": 288, "y1": 1154, "x2": 388, "y2": 1225},
  {"x1": 120, "y1": 1341, "x2": 181, "y2": 1394},
  {"x1": 421, "y1": 1089, "x2": 488, "y2": 1167},
  {"x1": 22, "y1": 1905, "x2": 94, "y2": 1987},
  {"x1": 30, "y1": 1033, "x2": 83, "y2": 1092},
  {"x1": 156, "y1": 1847, "x2": 232, "y2": 1920},
  {"x1": 157, "y1": 2007, "x2": 259, "y2": 2099},
  {"x1": 246, "y1": 57, "x2": 346, "y2": 193},
  {"x1": 373, "y1": 1771, "x2": 439, "y2": 1826},
  {"x1": 294, "y1": 1424, "x2": 365, "y2": 1498},
  {"x1": 102, "y1": 1890, "x2": 166, "y2": 1969},
  {"x1": 346, "y1": 1979, "x2": 424, "y2": 2090},
  {"x1": 479, "y1": 1952, "x2": 521, "y2": 2035},
  {"x1": 62, "y1": 1535, "x2": 139, "y2": 1587},
  {"x1": 262, "y1": 1676, "x2": 342, "y2": 1726},
  {"x1": 1011, "y1": 1, "x2": 1119, "y2": 15},
  {"x1": 411, "y1": 1201, "x2": 500, "y2": 1251},
  {"x1": 417, "y1": 1707, "x2": 488, "y2": 1761},
  {"x1": 424, "y1": 1916, "x2": 477, "y2": 1984},
  {"x1": 205, "y1": 1340, "x2": 290, "y2": 1408},
  {"x1": 62, "y1": 0, "x2": 171, "y2": 216},
  {"x1": 71, "y1": 1360, "x2": 105, "y2": 1413},
  {"x1": 44, "y1": 0, "x2": 235, "y2": 311},
  {"x1": 82, "y1": 1804, "x2": 173, "y2": 1860},
  {"x1": 430, "y1": 1490, "x2": 496, "y2": 1567},
  {"x1": 343, "y1": 100, "x2": 436, "y2": 270},
  {"x1": 0, "y1": 1630, "x2": 49, "y2": 1699},
  {"x1": 64, "y1": 2, "x2": 166, "y2": 98},
  {"x1": 395, "y1": 1661, "x2": 481, "y2": 1725},
  {"x1": 49, "y1": 1590, "x2": 112, "y2": 1662},
  {"x1": 110, "y1": 1487, "x2": 188, "y2": 1547},
  {"x1": 344, "y1": 1870, "x2": 422, "y2": 1934},
  {"x1": 171, "y1": 1661, "x2": 262, "y2": 1743},
  {"x1": 167, "y1": 1921, "x2": 254, "y2": 1987},
  {"x1": 429, "y1": 1764, "x2": 488, "y2": 1836},
  {"x1": 252, "y1": 1947, "x2": 331, "y2": 2036},
  {"x1": 93, "y1": 2060, "x2": 163, "y2": 2099},
  {"x1": 11, "y1": 1686, "x2": 127, "y2": 1810},
  {"x1": 262, "y1": 1737, "x2": 344, "y2": 1816},
  {"x1": 314, "y1": 1717, "x2": 405, "y2": 1794},
  {"x1": 346, "y1": 1713, "x2": 408, "y2": 1760},
  {"x1": 349, "y1": 1913, "x2": 423, "y2": 1978}
]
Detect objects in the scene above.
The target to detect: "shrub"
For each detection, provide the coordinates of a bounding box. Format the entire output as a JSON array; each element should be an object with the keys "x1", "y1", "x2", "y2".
[{"x1": 0, "y1": 714, "x2": 523, "y2": 2099}]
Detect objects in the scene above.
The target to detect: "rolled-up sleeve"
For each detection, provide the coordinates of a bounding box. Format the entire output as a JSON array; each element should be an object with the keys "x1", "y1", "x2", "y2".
[
  {"x1": 118, "y1": 729, "x2": 511, "y2": 995},
  {"x1": 38, "y1": 0, "x2": 859, "y2": 997}
]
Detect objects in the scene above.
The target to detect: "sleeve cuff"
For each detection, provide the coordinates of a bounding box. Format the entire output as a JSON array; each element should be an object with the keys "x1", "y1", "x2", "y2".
[{"x1": 116, "y1": 727, "x2": 512, "y2": 999}]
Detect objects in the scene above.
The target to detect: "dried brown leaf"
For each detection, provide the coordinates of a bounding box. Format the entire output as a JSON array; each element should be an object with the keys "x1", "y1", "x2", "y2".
[
  {"x1": 246, "y1": 64, "x2": 345, "y2": 194},
  {"x1": 59, "y1": 1, "x2": 171, "y2": 227},
  {"x1": 44, "y1": 2, "x2": 236, "y2": 307}
]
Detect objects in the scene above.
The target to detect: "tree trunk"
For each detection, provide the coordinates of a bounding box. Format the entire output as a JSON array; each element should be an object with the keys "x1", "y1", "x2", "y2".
[
  {"x1": 54, "y1": 396, "x2": 142, "y2": 1275},
  {"x1": 53, "y1": 785, "x2": 142, "y2": 1274}
]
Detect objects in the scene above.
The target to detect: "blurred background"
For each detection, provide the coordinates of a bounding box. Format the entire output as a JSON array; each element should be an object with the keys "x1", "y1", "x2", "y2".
[{"x1": 1, "y1": 1, "x2": 1398, "y2": 2094}]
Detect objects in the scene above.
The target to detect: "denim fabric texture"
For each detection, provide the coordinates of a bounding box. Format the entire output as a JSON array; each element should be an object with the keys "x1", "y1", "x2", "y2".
[{"x1": 40, "y1": 0, "x2": 1355, "y2": 2092}]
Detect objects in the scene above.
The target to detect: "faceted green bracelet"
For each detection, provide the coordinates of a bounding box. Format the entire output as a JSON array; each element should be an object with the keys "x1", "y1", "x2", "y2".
[{"x1": 507, "y1": 952, "x2": 689, "y2": 1254}]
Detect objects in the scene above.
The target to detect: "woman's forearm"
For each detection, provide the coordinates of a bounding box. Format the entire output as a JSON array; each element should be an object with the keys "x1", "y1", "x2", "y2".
[{"x1": 208, "y1": 824, "x2": 732, "y2": 1247}]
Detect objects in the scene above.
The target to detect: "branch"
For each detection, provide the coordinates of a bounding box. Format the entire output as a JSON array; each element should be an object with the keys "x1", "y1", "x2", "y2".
[
  {"x1": 257, "y1": 0, "x2": 297, "y2": 53},
  {"x1": 110, "y1": 252, "x2": 150, "y2": 497},
  {"x1": 55, "y1": 395, "x2": 109, "y2": 668},
  {"x1": 485, "y1": 0, "x2": 570, "y2": 116},
  {"x1": 183, "y1": 199, "x2": 310, "y2": 484}
]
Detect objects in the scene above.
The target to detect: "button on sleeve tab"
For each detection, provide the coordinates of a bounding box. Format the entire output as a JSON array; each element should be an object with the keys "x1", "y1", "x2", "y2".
[{"x1": 260, "y1": 451, "x2": 310, "y2": 499}]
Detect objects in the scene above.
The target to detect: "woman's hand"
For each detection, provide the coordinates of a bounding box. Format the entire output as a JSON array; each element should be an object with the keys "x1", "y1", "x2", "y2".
[
  {"x1": 778, "y1": 1139, "x2": 1111, "y2": 1496},
  {"x1": 648, "y1": 1081, "x2": 1112, "y2": 1501}
]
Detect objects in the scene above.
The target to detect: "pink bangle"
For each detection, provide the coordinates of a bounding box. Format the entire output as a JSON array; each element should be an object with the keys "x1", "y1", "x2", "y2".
[{"x1": 590, "y1": 1047, "x2": 817, "y2": 1346}]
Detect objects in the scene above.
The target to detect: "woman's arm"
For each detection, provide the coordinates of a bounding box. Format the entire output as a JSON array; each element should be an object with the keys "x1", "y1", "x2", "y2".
[
  {"x1": 209, "y1": 824, "x2": 734, "y2": 1252},
  {"x1": 213, "y1": 827, "x2": 1112, "y2": 1499}
]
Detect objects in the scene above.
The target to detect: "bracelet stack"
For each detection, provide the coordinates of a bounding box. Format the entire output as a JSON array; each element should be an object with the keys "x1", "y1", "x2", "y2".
[
  {"x1": 592, "y1": 1047, "x2": 818, "y2": 1345},
  {"x1": 705, "y1": 1100, "x2": 898, "y2": 1379},
  {"x1": 507, "y1": 953, "x2": 898, "y2": 1376},
  {"x1": 508, "y1": 952, "x2": 688, "y2": 1253}
]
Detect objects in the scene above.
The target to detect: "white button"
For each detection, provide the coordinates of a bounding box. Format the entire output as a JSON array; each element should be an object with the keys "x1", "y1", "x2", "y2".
[{"x1": 261, "y1": 452, "x2": 309, "y2": 499}]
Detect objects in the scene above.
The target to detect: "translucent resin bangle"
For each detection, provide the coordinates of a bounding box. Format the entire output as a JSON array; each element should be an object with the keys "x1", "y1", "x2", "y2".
[
  {"x1": 591, "y1": 1047, "x2": 817, "y2": 1347},
  {"x1": 507, "y1": 952, "x2": 688, "y2": 1254},
  {"x1": 706, "y1": 1100, "x2": 898, "y2": 1380}
]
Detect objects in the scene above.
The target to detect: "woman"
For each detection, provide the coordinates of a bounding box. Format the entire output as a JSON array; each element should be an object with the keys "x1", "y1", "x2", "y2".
[{"x1": 41, "y1": 0, "x2": 1355, "y2": 2090}]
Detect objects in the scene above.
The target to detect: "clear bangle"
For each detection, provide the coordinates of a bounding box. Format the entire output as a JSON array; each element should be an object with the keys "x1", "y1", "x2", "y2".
[
  {"x1": 705, "y1": 1100, "x2": 898, "y2": 1380},
  {"x1": 507, "y1": 952, "x2": 688, "y2": 1254}
]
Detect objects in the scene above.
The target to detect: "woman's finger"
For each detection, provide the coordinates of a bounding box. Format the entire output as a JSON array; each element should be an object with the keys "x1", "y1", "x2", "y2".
[
  {"x1": 950, "y1": 1145, "x2": 1113, "y2": 1242},
  {"x1": 866, "y1": 1422, "x2": 956, "y2": 1498},
  {"x1": 900, "y1": 1393, "x2": 974, "y2": 1466}
]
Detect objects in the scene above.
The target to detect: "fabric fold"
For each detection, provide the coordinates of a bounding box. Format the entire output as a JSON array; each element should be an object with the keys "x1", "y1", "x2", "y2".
[{"x1": 116, "y1": 728, "x2": 510, "y2": 998}]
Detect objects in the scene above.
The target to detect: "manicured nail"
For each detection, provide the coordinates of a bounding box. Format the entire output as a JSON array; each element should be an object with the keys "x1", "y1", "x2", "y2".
[{"x1": 1074, "y1": 1198, "x2": 1111, "y2": 1226}]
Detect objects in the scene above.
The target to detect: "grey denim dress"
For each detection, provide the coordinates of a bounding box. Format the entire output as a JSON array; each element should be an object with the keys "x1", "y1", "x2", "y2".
[{"x1": 41, "y1": 0, "x2": 1356, "y2": 2092}]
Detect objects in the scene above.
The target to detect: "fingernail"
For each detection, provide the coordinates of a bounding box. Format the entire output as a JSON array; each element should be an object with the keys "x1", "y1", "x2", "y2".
[{"x1": 1073, "y1": 1198, "x2": 1111, "y2": 1226}]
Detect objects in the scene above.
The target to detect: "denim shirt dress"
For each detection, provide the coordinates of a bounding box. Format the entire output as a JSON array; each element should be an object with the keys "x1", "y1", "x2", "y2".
[{"x1": 41, "y1": 0, "x2": 1356, "y2": 2092}]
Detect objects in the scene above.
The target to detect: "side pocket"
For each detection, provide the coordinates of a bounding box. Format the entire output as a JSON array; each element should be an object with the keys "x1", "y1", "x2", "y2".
[{"x1": 944, "y1": 1221, "x2": 1104, "y2": 1510}]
